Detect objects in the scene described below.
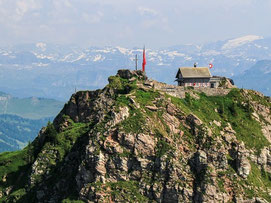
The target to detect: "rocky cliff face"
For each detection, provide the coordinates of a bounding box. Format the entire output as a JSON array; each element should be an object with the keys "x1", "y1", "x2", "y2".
[{"x1": 0, "y1": 70, "x2": 271, "y2": 203}]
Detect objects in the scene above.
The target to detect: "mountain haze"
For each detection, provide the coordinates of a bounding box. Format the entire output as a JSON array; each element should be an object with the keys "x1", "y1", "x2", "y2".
[{"x1": 233, "y1": 60, "x2": 271, "y2": 96}]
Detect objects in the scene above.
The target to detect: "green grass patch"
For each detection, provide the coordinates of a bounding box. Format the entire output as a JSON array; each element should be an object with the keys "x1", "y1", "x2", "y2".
[
  {"x1": 155, "y1": 129, "x2": 174, "y2": 158},
  {"x1": 40, "y1": 121, "x2": 90, "y2": 166},
  {"x1": 0, "y1": 150, "x2": 27, "y2": 179},
  {"x1": 134, "y1": 89, "x2": 159, "y2": 106},
  {"x1": 116, "y1": 95, "x2": 130, "y2": 108},
  {"x1": 0, "y1": 149, "x2": 30, "y2": 201},
  {"x1": 108, "y1": 76, "x2": 136, "y2": 94},
  {"x1": 118, "y1": 108, "x2": 146, "y2": 134}
]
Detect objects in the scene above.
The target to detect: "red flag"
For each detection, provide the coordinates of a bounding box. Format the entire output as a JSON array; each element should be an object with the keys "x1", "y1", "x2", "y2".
[
  {"x1": 142, "y1": 46, "x2": 146, "y2": 72},
  {"x1": 209, "y1": 63, "x2": 213, "y2": 69}
]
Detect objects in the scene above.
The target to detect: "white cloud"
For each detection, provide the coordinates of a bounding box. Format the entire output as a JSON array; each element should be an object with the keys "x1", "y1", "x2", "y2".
[
  {"x1": 0, "y1": 0, "x2": 270, "y2": 47},
  {"x1": 138, "y1": 7, "x2": 158, "y2": 16},
  {"x1": 82, "y1": 11, "x2": 104, "y2": 24},
  {"x1": 0, "y1": 0, "x2": 41, "y2": 23},
  {"x1": 16, "y1": 0, "x2": 40, "y2": 17}
]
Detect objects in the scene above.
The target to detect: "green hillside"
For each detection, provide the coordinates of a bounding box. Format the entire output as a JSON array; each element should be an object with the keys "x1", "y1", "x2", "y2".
[
  {"x1": 0, "y1": 114, "x2": 50, "y2": 152},
  {"x1": 0, "y1": 92, "x2": 64, "y2": 119},
  {"x1": 0, "y1": 91, "x2": 64, "y2": 152}
]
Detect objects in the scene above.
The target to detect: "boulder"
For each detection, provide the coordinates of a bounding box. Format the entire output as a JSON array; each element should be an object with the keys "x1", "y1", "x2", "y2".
[
  {"x1": 134, "y1": 133, "x2": 155, "y2": 156},
  {"x1": 186, "y1": 114, "x2": 203, "y2": 127},
  {"x1": 236, "y1": 153, "x2": 251, "y2": 179},
  {"x1": 190, "y1": 150, "x2": 208, "y2": 173},
  {"x1": 145, "y1": 105, "x2": 158, "y2": 111},
  {"x1": 117, "y1": 69, "x2": 147, "y2": 80},
  {"x1": 111, "y1": 106, "x2": 129, "y2": 126},
  {"x1": 117, "y1": 69, "x2": 134, "y2": 79}
]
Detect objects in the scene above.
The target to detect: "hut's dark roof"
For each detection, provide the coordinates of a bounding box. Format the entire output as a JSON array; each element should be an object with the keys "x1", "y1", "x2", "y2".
[{"x1": 176, "y1": 67, "x2": 212, "y2": 78}]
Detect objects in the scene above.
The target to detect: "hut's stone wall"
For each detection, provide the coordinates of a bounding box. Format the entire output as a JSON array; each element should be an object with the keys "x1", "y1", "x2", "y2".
[{"x1": 147, "y1": 80, "x2": 231, "y2": 99}]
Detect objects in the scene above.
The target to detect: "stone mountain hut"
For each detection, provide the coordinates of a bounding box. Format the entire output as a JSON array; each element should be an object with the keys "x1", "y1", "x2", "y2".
[{"x1": 175, "y1": 66, "x2": 221, "y2": 88}]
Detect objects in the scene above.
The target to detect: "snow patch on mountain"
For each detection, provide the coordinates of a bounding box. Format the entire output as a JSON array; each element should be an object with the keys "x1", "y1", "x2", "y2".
[
  {"x1": 1, "y1": 52, "x2": 9, "y2": 56},
  {"x1": 71, "y1": 53, "x2": 86, "y2": 62},
  {"x1": 61, "y1": 54, "x2": 73, "y2": 62},
  {"x1": 165, "y1": 51, "x2": 185, "y2": 58},
  {"x1": 116, "y1": 47, "x2": 133, "y2": 55},
  {"x1": 222, "y1": 35, "x2": 263, "y2": 50},
  {"x1": 93, "y1": 54, "x2": 104, "y2": 62},
  {"x1": 33, "y1": 63, "x2": 49, "y2": 67},
  {"x1": 34, "y1": 53, "x2": 54, "y2": 60},
  {"x1": 185, "y1": 56, "x2": 192, "y2": 61},
  {"x1": 93, "y1": 48, "x2": 115, "y2": 54},
  {"x1": 36, "y1": 42, "x2": 47, "y2": 51},
  {"x1": 148, "y1": 51, "x2": 158, "y2": 57},
  {"x1": 201, "y1": 50, "x2": 221, "y2": 56}
]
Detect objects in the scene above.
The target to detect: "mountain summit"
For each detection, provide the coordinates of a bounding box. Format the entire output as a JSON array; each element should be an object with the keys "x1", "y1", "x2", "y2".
[
  {"x1": 222, "y1": 35, "x2": 263, "y2": 50},
  {"x1": 0, "y1": 70, "x2": 271, "y2": 202}
]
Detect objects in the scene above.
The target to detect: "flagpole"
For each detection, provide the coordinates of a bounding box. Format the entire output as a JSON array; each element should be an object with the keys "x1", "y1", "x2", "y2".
[{"x1": 133, "y1": 54, "x2": 138, "y2": 70}]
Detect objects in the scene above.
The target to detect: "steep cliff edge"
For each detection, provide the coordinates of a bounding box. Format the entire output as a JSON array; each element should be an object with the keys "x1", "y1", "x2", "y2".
[{"x1": 0, "y1": 70, "x2": 271, "y2": 203}]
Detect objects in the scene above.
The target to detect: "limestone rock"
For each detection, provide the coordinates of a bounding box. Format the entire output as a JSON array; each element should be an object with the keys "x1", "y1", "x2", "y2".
[
  {"x1": 166, "y1": 103, "x2": 175, "y2": 115},
  {"x1": 258, "y1": 147, "x2": 271, "y2": 173},
  {"x1": 111, "y1": 106, "x2": 129, "y2": 126},
  {"x1": 190, "y1": 150, "x2": 208, "y2": 173},
  {"x1": 117, "y1": 69, "x2": 147, "y2": 80},
  {"x1": 186, "y1": 114, "x2": 203, "y2": 127},
  {"x1": 145, "y1": 105, "x2": 158, "y2": 111},
  {"x1": 255, "y1": 197, "x2": 269, "y2": 203},
  {"x1": 162, "y1": 112, "x2": 180, "y2": 134},
  {"x1": 224, "y1": 123, "x2": 236, "y2": 135},
  {"x1": 134, "y1": 133, "x2": 155, "y2": 156},
  {"x1": 236, "y1": 153, "x2": 251, "y2": 179},
  {"x1": 213, "y1": 120, "x2": 221, "y2": 127}
]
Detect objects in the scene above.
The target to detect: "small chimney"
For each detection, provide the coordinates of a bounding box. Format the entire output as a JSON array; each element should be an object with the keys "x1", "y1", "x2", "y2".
[{"x1": 194, "y1": 63, "x2": 197, "y2": 68}]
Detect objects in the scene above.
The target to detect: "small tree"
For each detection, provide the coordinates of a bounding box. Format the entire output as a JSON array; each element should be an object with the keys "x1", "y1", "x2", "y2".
[
  {"x1": 45, "y1": 121, "x2": 58, "y2": 144},
  {"x1": 26, "y1": 141, "x2": 33, "y2": 164},
  {"x1": 218, "y1": 100, "x2": 225, "y2": 116},
  {"x1": 229, "y1": 101, "x2": 238, "y2": 116}
]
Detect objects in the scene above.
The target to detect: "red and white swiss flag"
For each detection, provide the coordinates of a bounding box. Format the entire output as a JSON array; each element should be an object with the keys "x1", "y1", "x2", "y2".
[{"x1": 209, "y1": 63, "x2": 213, "y2": 69}]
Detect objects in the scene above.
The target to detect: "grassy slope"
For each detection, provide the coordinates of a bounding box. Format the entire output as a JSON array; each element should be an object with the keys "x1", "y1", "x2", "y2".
[
  {"x1": 0, "y1": 120, "x2": 90, "y2": 202},
  {"x1": 0, "y1": 149, "x2": 30, "y2": 201},
  {"x1": 170, "y1": 89, "x2": 270, "y2": 153}
]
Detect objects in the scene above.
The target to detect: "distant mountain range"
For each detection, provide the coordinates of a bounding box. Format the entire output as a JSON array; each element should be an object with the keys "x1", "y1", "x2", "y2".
[
  {"x1": 0, "y1": 35, "x2": 271, "y2": 99},
  {"x1": 0, "y1": 114, "x2": 47, "y2": 152},
  {"x1": 0, "y1": 92, "x2": 64, "y2": 152},
  {"x1": 233, "y1": 60, "x2": 271, "y2": 95},
  {"x1": 0, "y1": 91, "x2": 64, "y2": 119}
]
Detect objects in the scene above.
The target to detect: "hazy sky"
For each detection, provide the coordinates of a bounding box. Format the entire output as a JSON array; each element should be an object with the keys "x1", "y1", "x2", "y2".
[{"x1": 0, "y1": 0, "x2": 271, "y2": 48}]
